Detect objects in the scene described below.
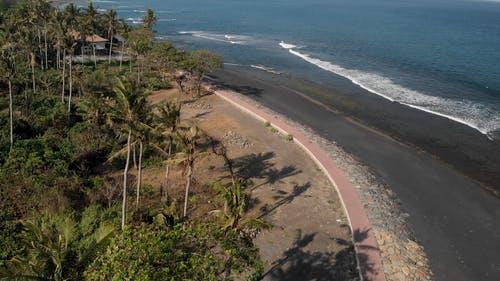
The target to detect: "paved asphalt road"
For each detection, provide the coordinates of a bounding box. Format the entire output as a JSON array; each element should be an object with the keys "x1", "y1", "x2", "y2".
[{"x1": 211, "y1": 69, "x2": 500, "y2": 281}]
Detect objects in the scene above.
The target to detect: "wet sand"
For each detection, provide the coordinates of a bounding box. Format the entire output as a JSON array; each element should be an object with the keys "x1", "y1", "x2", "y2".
[{"x1": 208, "y1": 67, "x2": 500, "y2": 281}]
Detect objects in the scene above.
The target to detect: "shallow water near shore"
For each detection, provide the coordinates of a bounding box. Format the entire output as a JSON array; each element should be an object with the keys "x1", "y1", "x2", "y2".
[{"x1": 74, "y1": 0, "x2": 500, "y2": 139}]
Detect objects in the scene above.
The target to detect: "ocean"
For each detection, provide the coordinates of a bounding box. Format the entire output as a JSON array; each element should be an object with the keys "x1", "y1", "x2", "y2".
[{"x1": 75, "y1": 0, "x2": 500, "y2": 139}]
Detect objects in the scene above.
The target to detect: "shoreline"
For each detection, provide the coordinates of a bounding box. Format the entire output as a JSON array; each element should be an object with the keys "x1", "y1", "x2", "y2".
[
  {"x1": 217, "y1": 65, "x2": 500, "y2": 195},
  {"x1": 208, "y1": 67, "x2": 500, "y2": 281},
  {"x1": 211, "y1": 86, "x2": 437, "y2": 281}
]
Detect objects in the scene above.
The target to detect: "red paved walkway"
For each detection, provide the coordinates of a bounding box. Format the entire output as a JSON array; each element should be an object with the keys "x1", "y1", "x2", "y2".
[{"x1": 214, "y1": 88, "x2": 387, "y2": 281}]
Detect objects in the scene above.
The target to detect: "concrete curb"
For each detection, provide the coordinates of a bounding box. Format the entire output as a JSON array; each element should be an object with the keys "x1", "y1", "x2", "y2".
[{"x1": 213, "y1": 88, "x2": 387, "y2": 281}]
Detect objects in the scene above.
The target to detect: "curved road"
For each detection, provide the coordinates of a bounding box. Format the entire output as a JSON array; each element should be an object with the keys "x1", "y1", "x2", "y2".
[{"x1": 211, "y1": 69, "x2": 500, "y2": 281}]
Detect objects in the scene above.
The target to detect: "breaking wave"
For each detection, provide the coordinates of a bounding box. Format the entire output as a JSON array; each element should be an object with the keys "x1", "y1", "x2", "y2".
[
  {"x1": 251, "y1": 65, "x2": 281, "y2": 75},
  {"x1": 178, "y1": 31, "x2": 250, "y2": 45},
  {"x1": 279, "y1": 41, "x2": 500, "y2": 139}
]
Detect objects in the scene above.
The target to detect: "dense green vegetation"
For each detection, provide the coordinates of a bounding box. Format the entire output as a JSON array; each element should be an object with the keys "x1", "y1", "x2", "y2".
[{"x1": 0, "y1": 1, "x2": 262, "y2": 280}]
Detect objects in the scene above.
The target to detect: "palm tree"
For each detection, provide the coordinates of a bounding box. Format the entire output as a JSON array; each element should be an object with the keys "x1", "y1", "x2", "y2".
[
  {"x1": 62, "y1": 4, "x2": 79, "y2": 107},
  {"x1": 105, "y1": 9, "x2": 118, "y2": 64},
  {"x1": 212, "y1": 180, "x2": 269, "y2": 234},
  {"x1": 154, "y1": 101, "x2": 181, "y2": 203},
  {"x1": 132, "y1": 112, "x2": 153, "y2": 209},
  {"x1": 109, "y1": 77, "x2": 148, "y2": 230},
  {"x1": 83, "y1": 2, "x2": 99, "y2": 67},
  {"x1": 171, "y1": 125, "x2": 203, "y2": 218},
  {"x1": 127, "y1": 27, "x2": 154, "y2": 84},
  {"x1": 116, "y1": 19, "x2": 131, "y2": 70},
  {"x1": 0, "y1": 43, "x2": 15, "y2": 149},
  {"x1": 0, "y1": 213, "x2": 115, "y2": 281},
  {"x1": 142, "y1": 8, "x2": 157, "y2": 30}
]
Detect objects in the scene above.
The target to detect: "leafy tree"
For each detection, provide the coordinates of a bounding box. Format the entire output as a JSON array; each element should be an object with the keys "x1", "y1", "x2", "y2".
[
  {"x1": 149, "y1": 42, "x2": 179, "y2": 82},
  {"x1": 184, "y1": 50, "x2": 222, "y2": 96},
  {"x1": 84, "y1": 223, "x2": 262, "y2": 280}
]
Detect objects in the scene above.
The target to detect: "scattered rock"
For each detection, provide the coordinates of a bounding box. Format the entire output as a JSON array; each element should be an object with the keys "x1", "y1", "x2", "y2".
[{"x1": 222, "y1": 130, "x2": 254, "y2": 149}]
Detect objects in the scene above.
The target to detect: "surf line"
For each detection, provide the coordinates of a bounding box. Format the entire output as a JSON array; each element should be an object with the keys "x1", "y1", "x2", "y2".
[{"x1": 278, "y1": 41, "x2": 496, "y2": 140}]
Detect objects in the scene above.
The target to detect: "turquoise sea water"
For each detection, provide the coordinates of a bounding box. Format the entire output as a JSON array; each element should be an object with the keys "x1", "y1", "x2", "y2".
[{"x1": 79, "y1": 0, "x2": 500, "y2": 138}]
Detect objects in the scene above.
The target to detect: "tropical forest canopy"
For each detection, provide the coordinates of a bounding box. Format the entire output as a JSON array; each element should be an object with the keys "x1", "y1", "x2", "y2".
[{"x1": 0, "y1": 1, "x2": 264, "y2": 280}]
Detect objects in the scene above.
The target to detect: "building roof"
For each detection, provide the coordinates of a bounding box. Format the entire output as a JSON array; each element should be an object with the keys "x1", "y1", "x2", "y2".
[{"x1": 71, "y1": 31, "x2": 108, "y2": 43}]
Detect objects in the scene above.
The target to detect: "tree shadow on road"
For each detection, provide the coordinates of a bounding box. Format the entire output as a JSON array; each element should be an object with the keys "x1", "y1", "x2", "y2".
[
  {"x1": 258, "y1": 182, "x2": 311, "y2": 218},
  {"x1": 232, "y1": 152, "x2": 301, "y2": 189},
  {"x1": 262, "y1": 229, "x2": 361, "y2": 281}
]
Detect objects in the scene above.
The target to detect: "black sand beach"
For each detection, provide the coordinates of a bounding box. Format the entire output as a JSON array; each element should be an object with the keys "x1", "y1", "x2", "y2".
[{"x1": 209, "y1": 67, "x2": 500, "y2": 281}]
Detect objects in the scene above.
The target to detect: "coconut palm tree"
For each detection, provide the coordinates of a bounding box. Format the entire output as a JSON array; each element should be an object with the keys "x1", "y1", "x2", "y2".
[
  {"x1": 0, "y1": 213, "x2": 115, "y2": 281},
  {"x1": 153, "y1": 101, "x2": 181, "y2": 203},
  {"x1": 127, "y1": 27, "x2": 153, "y2": 84},
  {"x1": 105, "y1": 9, "x2": 118, "y2": 64},
  {"x1": 142, "y1": 8, "x2": 157, "y2": 30},
  {"x1": 83, "y1": 2, "x2": 99, "y2": 68},
  {"x1": 171, "y1": 125, "x2": 206, "y2": 218},
  {"x1": 0, "y1": 31, "x2": 16, "y2": 149},
  {"x1": 109, "y1": 77, "x2": 148, "y2": 230}
]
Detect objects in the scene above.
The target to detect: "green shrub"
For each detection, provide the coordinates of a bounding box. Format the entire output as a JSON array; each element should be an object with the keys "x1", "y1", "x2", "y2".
[{"x1": 85, "y1": 223, "x2": 262, "y2": 281}]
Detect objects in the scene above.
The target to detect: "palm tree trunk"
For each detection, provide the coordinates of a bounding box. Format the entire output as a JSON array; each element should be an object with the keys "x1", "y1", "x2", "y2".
[
  {"x1": 136, "y1": 140, "x2": 143, "y2": 209},
  {"x1": 68, "y1": 55, "x2": 72, "y2": 113},
  {"x1": 8, "y1": 79, "x2": 13, "y2": 149},
  {"x1": 38, "y1": 30, "x2": 43, "y2": 70},
  {"x1": 31, "y1": 53, "x2": 36, "y2": 95},
  {"x1": 129, "y1": 55, "x2": 132, "y2": 73},
  {"x1": 122, "y1": 129, "x2": 132, "y2": 230},
  {"x1": 108, "y1": 32, "x2": 113, "y2": 64},
  {"x1": 56, "y1": 43, "x2": 60, "y2": 69},
  {"x1": 164, "y1": 141, "x2": 172, "y2": 203},
  {"x1": 61, "y1": 52, "x2": 65, "y2": 102},
  {"x1": 183, "y1": 162, "x2": 193, "y2": 218},
  {"x1": 44, "y1": 26, "x2": 48, "y2": 69},
  {"x1": 137, "y1": 60, "x2": 140, "y2": 84},
  {"x1": 132, "y1": 143, "x2": 137, "y2": 170},
  {"x1": 92, "y1": 42, "x2": 97, "y2": 68},
  {"x1": 119, "y1": 42, "x2": 124, "y2": 70}
]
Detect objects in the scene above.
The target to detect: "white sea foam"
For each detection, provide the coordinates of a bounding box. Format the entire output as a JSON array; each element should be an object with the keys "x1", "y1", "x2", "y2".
[
  {"x1": 280, "y1": 42, "x2": 500, "y2": 138},
  {"x1": 133, "y1": 9, "x2": 146, "y2": 13},
  {"x1": 224, "y1": 62, "x2": 244, "y2": 66},
  {"x1": 157, "y1": 18, "x2": 176, "y2": 22},
  {"x1": 126, "y1": 17, "x2": 143, "y2": 23},
  {"x1": 251, "y1": 65, "x2": 281, "y2": 75},
  {"x1": 178, "y1": 31, "x2": 249, "y2": 45},
  {"x1": 279, "y1": 41, "x2": 298, "y2": 49}
]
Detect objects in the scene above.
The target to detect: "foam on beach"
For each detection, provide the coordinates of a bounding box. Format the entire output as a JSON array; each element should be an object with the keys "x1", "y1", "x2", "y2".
[
  {"x1": 178, "y1": 31, "x2": 249, "y2": 45},
  {"x1": 280, "y1": 41, "x2": 500, "y2": 139},
  {"x1": 250, "y1": 65, "x2": 281, "y2": 75},
  {"x1": 279, "y1": 41, "x2": 298, "y2": 49}
]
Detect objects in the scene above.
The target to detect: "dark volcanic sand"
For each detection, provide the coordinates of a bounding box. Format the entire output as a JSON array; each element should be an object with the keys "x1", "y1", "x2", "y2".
[{"x1": 208, "y1": 67, "x2": 500, "y2": 281}]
